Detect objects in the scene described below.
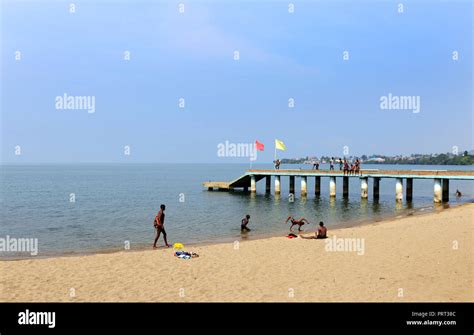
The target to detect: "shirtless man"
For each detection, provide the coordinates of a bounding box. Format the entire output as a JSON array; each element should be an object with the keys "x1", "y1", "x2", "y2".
[
  {"x1": 153, "y1": 204, "x2": 170, "y2": 248},
  {"x1": 300, "y1": 221, "x2": 327, "y2": 239},
  {"x1": 285, "y1": 216, "x2": 310, "y2": 231},
  {"x1": 241, "y1": 214, "x2": 251, "y2": 232},
  {"x1": 316, "y1": 221, "x2": 327, "y2": 239}
]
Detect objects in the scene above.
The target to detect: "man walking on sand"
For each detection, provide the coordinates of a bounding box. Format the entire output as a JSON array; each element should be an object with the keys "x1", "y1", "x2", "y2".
[{"x1": 153, "y1": 204, "x2": 170, "y2": 248}]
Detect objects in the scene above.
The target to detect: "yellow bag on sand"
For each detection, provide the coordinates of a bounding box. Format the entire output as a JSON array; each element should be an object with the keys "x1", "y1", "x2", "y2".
[{"x1": 173, "y1": 243, "x2": 184, "y2": 250}]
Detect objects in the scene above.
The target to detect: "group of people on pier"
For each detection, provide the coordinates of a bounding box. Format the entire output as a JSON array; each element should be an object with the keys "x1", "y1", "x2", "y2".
[{"x1": 312, "y1": 157, "x2": 361, "y2": 175}]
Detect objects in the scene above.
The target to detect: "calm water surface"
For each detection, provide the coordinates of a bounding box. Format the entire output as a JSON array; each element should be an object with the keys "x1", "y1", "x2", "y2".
[{"x1": 1, "y1": 163, "x2": 473, "y2": 258}]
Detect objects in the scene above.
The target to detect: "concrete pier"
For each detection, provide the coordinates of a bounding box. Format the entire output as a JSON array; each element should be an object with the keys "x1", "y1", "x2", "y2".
[
  {"x1": 289, "y1": 176, "x2": 295, "y2": 194},
  {"x1": 301, "y1": 176, "x2": 307, "y2": 197},
  {"x1": 329, "y1": 176, "x2": 336, "y2": 197},
  {"x1": 395, "y1": 178, "x2": 403, "y2": 202},
  {"x1": 442, "y1": 179, "x2": 449, "y2": 202},
  {"x1": 315, "y1": 176, "x2": 321, "y2": 196},
  {"x1": 250, "y1": 175, "x2": 256, "y2": 193},
  {"x1": 204, "y1": 169, "x2": 474, "y2": 203},
  {"x1": 342, "y1": 177, "x2": 349, "y2": 198},
  {"x1": 373, "y1": 177, "x2": 380, "y2": 199},
  {"x1": 360, "y1": 177, "x2": 368, "y2": 199},
  {"x1": 275, "y1": 175, "x2": 281, "y2": 194},
  {"x1": 406, "y1": 178, "x2": 413, "y2": 202},
  {"x1": 265, "y1": 176, "x2": 271, "y2": 193},
  {"x1": 434, "y1": 178, "x2": 442, "y2": 203}
]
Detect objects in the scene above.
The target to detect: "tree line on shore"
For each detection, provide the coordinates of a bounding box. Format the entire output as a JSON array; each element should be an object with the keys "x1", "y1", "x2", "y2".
[{"x1": 281, "y1": 151, "x2": 474, "y2": 166}]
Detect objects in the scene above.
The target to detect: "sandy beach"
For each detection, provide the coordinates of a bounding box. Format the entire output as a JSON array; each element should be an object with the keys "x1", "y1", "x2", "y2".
[{"x1": 1, "y1": 203, "x2": 472, "y2": 302}]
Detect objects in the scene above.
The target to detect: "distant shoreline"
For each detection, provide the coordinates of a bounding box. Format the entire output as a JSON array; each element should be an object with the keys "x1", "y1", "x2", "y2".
[{"x1": 281, "y1": 161, "x2": 474, "y2": 166}]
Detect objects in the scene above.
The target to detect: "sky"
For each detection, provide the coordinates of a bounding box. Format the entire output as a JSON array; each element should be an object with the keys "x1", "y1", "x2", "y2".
[{"x1": 1, "y1": 0, "x2": 472, "y2": 163}]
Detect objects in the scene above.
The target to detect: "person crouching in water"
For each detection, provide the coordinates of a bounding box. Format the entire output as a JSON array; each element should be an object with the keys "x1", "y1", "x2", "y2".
[{"x1": 241, "y1": 214, "x2": 251, "y2": 232}]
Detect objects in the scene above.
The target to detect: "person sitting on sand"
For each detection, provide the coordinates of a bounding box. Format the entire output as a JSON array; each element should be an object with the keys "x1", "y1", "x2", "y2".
[
  {"x1": 317, "y1": 221, "x2": 327, "y2": 238},
  {"x1": 299, "y1": 221, "x2": 327, "y2": 239},
  {"x1": 241, "y1": 214, "x2": 251, "y2": 232},
  {"x1": 153, "y1": 204, "x2": 170, "y2": 248},
  {"x1": 455, "y1": 189, "x2": 462, "y2": 197},
  {"x1": 285, "y1": 216, "x2": 310, "y2": 231}
]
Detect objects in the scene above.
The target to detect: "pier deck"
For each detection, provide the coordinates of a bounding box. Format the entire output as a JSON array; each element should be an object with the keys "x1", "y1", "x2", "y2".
[{"x1": 203, "y1": 169, "x2": 474, "y2": 202}]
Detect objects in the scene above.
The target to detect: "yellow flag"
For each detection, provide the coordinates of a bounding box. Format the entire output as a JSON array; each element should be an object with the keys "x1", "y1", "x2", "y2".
[{"x1": 275, "y1": 139, "x2": 286, "y2": 151}]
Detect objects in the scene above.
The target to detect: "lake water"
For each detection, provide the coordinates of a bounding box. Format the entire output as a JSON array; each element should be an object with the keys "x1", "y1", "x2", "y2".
[{"x1": 1, "y1": 163, "x2": 473, "y2": 258}]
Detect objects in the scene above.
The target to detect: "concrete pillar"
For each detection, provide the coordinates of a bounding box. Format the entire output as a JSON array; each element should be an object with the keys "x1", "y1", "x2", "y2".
[
  {"x1": 343, "y1": 177, "x2": 349, "y2": 198},
  {"x1": 315, "y1": 177, "x2": 321, "y2": 196},
  {"x1": 406, "y1": 178, "x2": 413, "y2": 202},
  {"x1": 373, "y1": 177, "x2": 380, "y2": 199},
  {"x1": 434, "y1": 178, "x2": 442, "y2": 203},
  {"x1": 289, "y1": 176, "x2": 295, "y2": 194},
  {"x1": 329, "y1": 176, "x2": 336, "y2": 197},
  {"x1": 360, "y1": 177, "x2": 368, "y2": 199},
  {"x1": 265, "y1": 176, "x2": 271, "y2": 193},
  {"x1": 275, "y1": 176, "x2": 281, "y2": 195},
  {"x1": 395, "y1": 178, "x2": 403, "y2": 202},
  {"x1": 250, "y1": 175, "x2": 256, "y2": 193},
  {"x1": 442, "y1": 179, "x2": 449, "y2": 202},
  {"x1": 301, "y1": 176, "x2": 307, "y2": 197}
]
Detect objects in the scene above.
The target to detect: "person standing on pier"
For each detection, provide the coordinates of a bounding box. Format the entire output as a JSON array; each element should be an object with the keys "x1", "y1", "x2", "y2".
[
  {"x1": 329, "y1": 157, "x2": 335, "y2": 170},
  {"x1": 339, "y1": 158, "x2": 343, "y2": 171},
  {"x1": 153, "y1": 204, "x2": 170, "y2": 248},
  {"x1": 274, "y1": 159, "x2": 281, "y2": 170},
  {"x1": 343, "y1": 159, "x2": 349, "y2": 175}
]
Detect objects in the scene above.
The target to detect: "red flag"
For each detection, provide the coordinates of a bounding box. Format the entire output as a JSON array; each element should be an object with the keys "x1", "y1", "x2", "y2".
[{"x1": 255, "y1": 140, "x2": 264, "y2": 151}]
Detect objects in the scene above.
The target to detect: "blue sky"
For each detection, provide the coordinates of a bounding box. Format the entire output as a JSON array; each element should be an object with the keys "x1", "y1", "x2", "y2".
[{"x1": 1, "y1": 0, "x2": 472, "y2": 163}]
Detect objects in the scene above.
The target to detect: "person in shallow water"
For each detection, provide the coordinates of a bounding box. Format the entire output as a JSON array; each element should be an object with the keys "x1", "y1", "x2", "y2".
[
  {"x1": 285, "y1": 216, "x2": 310, "y2": 231},
  {"x1": 153, "y1": 204, "x2": 170, "y2": 248},
  {"x1": 241, "y1": 214, "x2": 251, "y2": 232}
]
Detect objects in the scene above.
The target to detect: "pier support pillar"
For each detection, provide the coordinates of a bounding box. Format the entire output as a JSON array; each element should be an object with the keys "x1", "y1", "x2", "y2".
[
  {"x1": 442, "y1": 179, "x2": 449, "y2": 202},
  {"x1": 243, "y1": 186, "x2": 248, "y2": 192},
  {"x1": 289, "y1": 176, "x2": 295, "y2": 195},
  {"x1": 315, "y1": 177, "x2": 321, "y2": 196},
  {"x1": 434, "y1": 178, "x2": 442, "y2": 203},
  {"x1": 343, "y1": 177, "x2": 349, "y2": 198},
  {"x1": 406, "y1": 178, "x2": 413, "y2": 202},
  {"x1": 250, "y1": 175, "x2": 256, "y2": 193},
  {"x1": 301, "y1": 176, "x2": 307, "y2": 197},
  {"x1": 329, "y1": 176, "x2": 336, "y2": 197},
  {"x1": 395, "y1": 178, "x2": 403, "y2": 202},
  {"x1": 265, "y1": 176, "x2": 271, "y2": 193},
  {"x1": 373, "y1": 177, "x2": 380, "y2": 199},
  {"x1": 360, "y1": 177, "x2": 368, "y2": 199},
  {"x1": 275, "y1": 176, "x2": 281, "y2": 195}
]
